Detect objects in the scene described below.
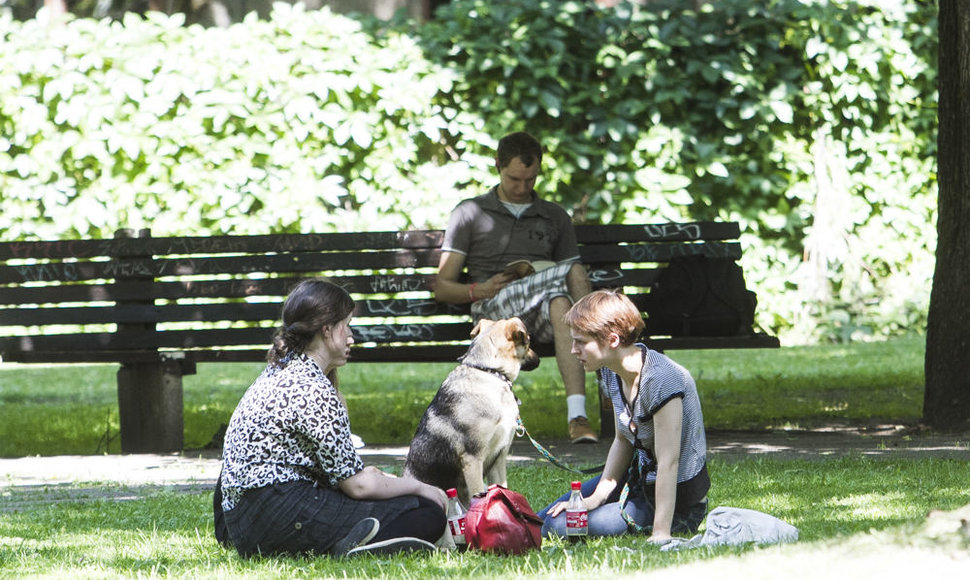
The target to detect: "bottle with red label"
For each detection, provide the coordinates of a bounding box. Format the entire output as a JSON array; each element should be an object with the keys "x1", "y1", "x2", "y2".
[
  {"x1": 445, "y1": 487, "x2": 467, "y2": 549},
  {"x1": 565, "y1": 480, "x2": 588, "y2": 542}
]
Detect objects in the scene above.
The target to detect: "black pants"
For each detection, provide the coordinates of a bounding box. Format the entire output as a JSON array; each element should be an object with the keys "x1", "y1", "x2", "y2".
[{"x1": 213, "y1": 475, "x2": 445, "y2": 557}]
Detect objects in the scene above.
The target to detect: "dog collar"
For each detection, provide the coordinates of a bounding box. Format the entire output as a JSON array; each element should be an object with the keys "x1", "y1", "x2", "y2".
[{"x1": 461, "y1": 363, "x2": 514, "y2": 388}]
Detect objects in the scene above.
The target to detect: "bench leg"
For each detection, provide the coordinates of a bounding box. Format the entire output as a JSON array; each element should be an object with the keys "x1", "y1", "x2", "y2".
[{"x1": 117, "y1": 360, "x2": 184, "y2": 453}]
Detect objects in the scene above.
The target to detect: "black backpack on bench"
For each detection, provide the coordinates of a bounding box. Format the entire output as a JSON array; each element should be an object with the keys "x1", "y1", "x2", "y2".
[{"x1": 645, "y1": 255, "x2": 757, "y2": 337}]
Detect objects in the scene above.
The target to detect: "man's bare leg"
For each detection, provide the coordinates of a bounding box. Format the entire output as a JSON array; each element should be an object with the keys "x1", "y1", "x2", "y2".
[
  {"x1": 566, "y1": 262, "x2": 593, "y2": 301},
  {"x1": 550, "y1": 295, "x2": 597, "y2": 443}
]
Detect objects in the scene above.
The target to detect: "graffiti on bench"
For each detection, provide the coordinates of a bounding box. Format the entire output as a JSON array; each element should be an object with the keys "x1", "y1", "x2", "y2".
[{"x1": 353, "y1": 324, "x2": 439, "y2": 343}]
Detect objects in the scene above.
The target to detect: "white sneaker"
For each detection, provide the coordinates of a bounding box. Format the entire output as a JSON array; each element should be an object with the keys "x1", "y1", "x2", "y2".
[
  {"x1": 333, "y1": 517, "x2": 380, "y2": 556},
  {"x1": 346, "y1": 536, "x2": 436, "y2": 557}
]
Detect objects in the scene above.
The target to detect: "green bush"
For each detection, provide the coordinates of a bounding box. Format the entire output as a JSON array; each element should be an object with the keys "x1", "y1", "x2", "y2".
[
  {"x1": 0, "y1": 5, "x2": 491, "y2": 238},
  {"x1": 0, "y1": 0, "x2": 938, "y2": 344},
  {"x1": 416, "y1": 0, "x2": 937, "y2": 344}
]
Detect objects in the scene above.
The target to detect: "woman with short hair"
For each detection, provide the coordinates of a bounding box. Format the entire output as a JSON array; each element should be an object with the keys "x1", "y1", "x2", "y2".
[{"x1": 540, "y1": 289, "x2": 710, "y2": 543}]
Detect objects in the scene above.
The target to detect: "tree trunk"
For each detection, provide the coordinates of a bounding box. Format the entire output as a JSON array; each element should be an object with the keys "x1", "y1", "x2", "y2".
[{"x1": 924, "y1": 0, "x2": 970, "y2": 431}]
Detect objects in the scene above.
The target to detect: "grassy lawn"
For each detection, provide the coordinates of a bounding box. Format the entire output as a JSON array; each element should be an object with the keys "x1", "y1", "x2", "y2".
[
  {"x1": 2, "y1": 334, "x2": 968, "y2": 578},
  {"x1": 2, "y1": 457, "x2": 968, "y2": 578},
  {"x1": 0, "y1": 335, "x2": 927, "y2": 455}
]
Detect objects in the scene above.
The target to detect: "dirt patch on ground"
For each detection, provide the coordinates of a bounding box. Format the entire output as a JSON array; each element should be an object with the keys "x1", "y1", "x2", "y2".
[
  {"x1": 500, "y1": 421, "x2": 970, "y2": 470},
  {"x1": 3, "y1": 424, "x2": 965, "y2": 578},
  {"x1": 1, "y1": 422, "x2": 966, "y2": 511}
]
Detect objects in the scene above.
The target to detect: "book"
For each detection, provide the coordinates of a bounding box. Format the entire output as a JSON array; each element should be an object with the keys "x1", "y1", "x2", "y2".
[{"x1": 502, "y1": 259, "x2": 557, "y2": 279}]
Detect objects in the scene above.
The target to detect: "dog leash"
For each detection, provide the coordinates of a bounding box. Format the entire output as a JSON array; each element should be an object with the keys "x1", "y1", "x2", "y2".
[
  {"x1": 519, "y1": 421, "x2": 641, "y2": 532},
  {"x1": 515, "y1": 416, "x2": 604, "y2": 475},
  {"x1": 518, "y1": 416, "x2": 639, "y2": 530},
  {"x1": 520, "y1": 428, "x2": 640, "y2": 531}
]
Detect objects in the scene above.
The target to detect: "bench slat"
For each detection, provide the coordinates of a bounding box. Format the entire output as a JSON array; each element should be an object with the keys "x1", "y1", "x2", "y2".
[
  {"x1": 2, "y1": 316, "x2": 778, "y2": 356},
  {"x1": 0, "y1": 265, "x2": 666, "y2": 308},
  {"x1": 580, "y1": 241, "x2": 741, "y2": 263},
  {"x1": 0, "y1": 274, "x2": 437, "y2": 304},
  {"x1": 0, "y1": 249, "x2": 444, "y2": 285},
  {"x1": 0, "y1": 298, "x2": 475, "y2": 326},
  {"x1": 0, "y1": 280, "x2": 655, "y2": 326},
  {"x1": 0, "y1": 333, "x2": 779, "y2": 365},
  {"x1": 0, "y1": 321, "x2": 478, "y2": 353},
  {"x1": 0, "y1": 231, "x2": 449, "y2": 261},
  {"x1": 0, "y1": 222, "x2": 739, "y2": 262},
  {"x1": 0, "y1": 241, "x2": 736, "y2": 286},
  {"x1": 575, "y1": 221, "x2": 740, "y2": 243}
]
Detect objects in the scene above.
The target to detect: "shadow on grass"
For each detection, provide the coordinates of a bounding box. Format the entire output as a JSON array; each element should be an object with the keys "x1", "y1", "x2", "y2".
[{"x1": 2, "y1": 455, "x2": 968, "y2": 578}]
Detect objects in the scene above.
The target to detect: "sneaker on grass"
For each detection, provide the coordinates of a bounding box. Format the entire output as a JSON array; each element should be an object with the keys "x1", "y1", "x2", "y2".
[
  {"x1": 346, "y1": 537, "x2": 436, "y2": 557},
  {"x1": 333, "y1": 517, "x2": 380, "y2": 557}
]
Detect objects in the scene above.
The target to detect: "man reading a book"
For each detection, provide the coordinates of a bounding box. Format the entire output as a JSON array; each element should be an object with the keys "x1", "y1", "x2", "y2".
[{"x1": 433, "y1": 131, "x2": 597, "y2": 444}]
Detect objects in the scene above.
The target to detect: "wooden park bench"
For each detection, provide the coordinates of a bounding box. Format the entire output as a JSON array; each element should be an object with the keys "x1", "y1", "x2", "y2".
[{"x1": 0, "y1": 222, "x2": 779, "y2": 453}]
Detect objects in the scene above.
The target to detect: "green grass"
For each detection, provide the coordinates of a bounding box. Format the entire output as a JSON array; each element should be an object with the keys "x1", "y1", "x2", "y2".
[
  {"x1": 2, "y1": 334, "x2": 966, "y2": 579},
  {"x1": 2, "y1": 457, "x2": 968, "y2": 579},
  {"x1": 0, "y1": 335, "x2": 927, "y2": 456},
  {"x1": 672, "y1": 336, "x2": 926, "y2": 430}
]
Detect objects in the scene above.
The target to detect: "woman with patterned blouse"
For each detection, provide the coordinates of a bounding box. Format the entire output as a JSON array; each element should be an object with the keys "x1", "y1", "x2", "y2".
[
  {"x1": 213, "y1": 280, "x2": 447, "y2": 557},
  {"x1": 539, "y1": 290, "x2": 710, "y2": 544}
]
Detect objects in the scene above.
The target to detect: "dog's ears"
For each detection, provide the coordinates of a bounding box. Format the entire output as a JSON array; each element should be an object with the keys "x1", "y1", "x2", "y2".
[
  {"x1": 472, "y1": 318, "x2": 530, "y2": 345},
  {"x1": 505, "y1": 324, "x2": 530, "y2": 347},
  {"x1": 470, "y1": 319, "x2": 495, "y2": 339}
]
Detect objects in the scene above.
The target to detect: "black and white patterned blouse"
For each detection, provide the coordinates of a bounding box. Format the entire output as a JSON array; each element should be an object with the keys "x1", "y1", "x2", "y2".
[
  {"x1": 220, "y1": 352, "x2": 364, "y2": 512},
  {"x1": 600, "y1": 344, "x2": 707, "y2": 487}
]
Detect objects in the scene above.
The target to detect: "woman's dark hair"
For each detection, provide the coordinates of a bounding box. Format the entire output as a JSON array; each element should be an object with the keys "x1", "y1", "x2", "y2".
[{"x1": 267, "y1": 279, "x2": 355, "y2": 364}]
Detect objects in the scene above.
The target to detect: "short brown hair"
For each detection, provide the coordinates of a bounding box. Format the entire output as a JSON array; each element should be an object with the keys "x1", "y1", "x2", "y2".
[
  {"x1": 564, "y1": 289, "x2": 644, "y2": 346},
  {"x1": 496, "y1": 131, "x2": 543, "y2": 169}
]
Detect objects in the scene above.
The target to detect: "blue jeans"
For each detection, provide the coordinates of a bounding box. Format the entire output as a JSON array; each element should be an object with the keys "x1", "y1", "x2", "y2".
[{"x1": 539, "y1": 474, "x2": 707, "y2": 538}]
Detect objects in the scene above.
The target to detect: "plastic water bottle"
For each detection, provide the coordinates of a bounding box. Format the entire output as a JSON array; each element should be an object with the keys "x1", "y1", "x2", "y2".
[
  {"x1": 565, "y1": 480, "x2": 588, "y2": 542},
  {"x1": 445, "y1": 488, "x2": 467, "y2": 548}
]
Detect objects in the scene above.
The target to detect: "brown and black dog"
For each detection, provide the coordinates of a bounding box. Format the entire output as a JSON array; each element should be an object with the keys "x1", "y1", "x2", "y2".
[{"x1": 404, "y1": 318, "x2": 540, "y2": 506}]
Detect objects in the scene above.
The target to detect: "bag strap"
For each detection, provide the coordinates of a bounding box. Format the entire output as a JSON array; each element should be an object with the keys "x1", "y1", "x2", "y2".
[
  {"x1": 492, "y1": 487, "x2": 544, "y2": 526},
  {"x1": 486, "y1": 486, "x2": 543, "y2": 551},
  {"x1": 617, "y1": 482, "x2": 649, "y2": 533}
]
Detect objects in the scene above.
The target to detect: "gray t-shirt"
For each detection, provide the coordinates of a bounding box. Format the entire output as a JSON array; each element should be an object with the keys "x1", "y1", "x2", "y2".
[
  {"x1": 441, "y1": 187, "x2": 581, "y2": 283},
  {"x1": 600, "y1": 345, "x2": 708, "y2": 493}
]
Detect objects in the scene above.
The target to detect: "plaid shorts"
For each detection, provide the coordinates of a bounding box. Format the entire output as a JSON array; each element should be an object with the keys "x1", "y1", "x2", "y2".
[{"x1": 471, "y1": 261, "x2": 575, "y2": 344}]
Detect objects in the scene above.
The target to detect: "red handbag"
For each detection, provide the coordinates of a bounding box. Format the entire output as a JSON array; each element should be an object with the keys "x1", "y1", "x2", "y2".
[{"x1": 464, "y1": 484, "x2": 543, "y2": 555}]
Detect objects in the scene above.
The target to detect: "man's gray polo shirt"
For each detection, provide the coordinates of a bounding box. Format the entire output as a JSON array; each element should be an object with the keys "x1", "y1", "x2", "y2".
[{"x1": 441, "y1": 187, "x2": 581, "y2": 283}]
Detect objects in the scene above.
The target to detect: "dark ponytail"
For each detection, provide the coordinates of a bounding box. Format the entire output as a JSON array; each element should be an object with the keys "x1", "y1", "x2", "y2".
[{"x1": 267, "y1": 279, "x2": 355, "y2": 364}]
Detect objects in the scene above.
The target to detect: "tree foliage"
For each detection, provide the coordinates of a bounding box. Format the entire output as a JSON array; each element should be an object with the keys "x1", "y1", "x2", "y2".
[
  {"x1": 0, "y1": 0, "x2": 938, "y2": 344},
  {"x1": 414, "y1": 0, "x2": 938, "y2": 344},
  {"x1": 0, "y1": 5, "x2": 491, "y2": 238}
]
